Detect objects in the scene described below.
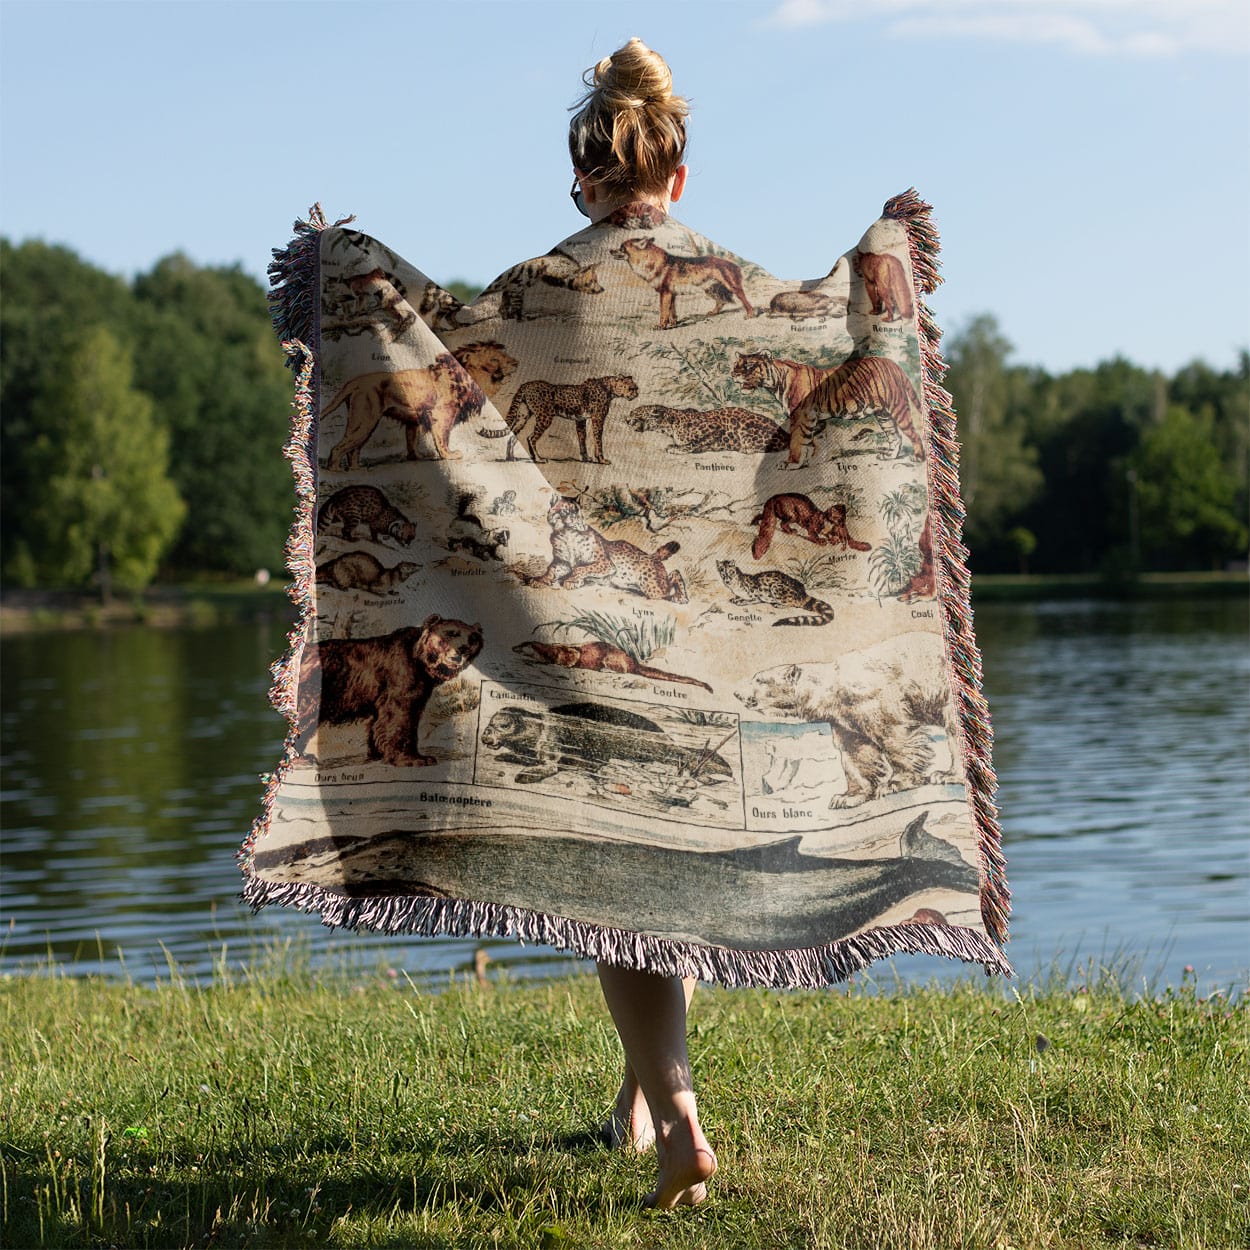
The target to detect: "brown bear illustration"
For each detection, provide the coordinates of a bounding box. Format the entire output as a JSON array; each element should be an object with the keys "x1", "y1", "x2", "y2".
[{"x1": 295, "y1": 616, "x2": 483, "y2": 766}]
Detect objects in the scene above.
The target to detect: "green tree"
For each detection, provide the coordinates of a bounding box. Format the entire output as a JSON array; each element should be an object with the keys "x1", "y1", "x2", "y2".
[
  {"x1": 943, "y1": 315, "x2": 1043, "y2": 564},
  {"x1": 131, "y1": 256, "x2": 293, "y2": 574},
  {"x1": 21, "y1": 327, "x2": 185, "y2": 595},
  {"x1": 1, "y1": 239, "x2": 139, "y2": 580},
  {"x1": 1129, "y1": 405, "x2": 1246, "y2": 570}
]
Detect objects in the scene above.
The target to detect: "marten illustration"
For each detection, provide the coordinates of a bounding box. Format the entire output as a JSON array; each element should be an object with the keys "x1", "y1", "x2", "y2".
[
  {"x1": 751, "y1": 494, "x2": 871, "y2": 559},
  {"x1": 513, "y1": 640, "x2": 712, "y2": 691}
]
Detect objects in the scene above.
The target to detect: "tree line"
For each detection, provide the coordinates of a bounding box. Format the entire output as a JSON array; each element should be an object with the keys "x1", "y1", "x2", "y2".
[{"x1": 1, "y1": 239, "x2": 1245, "y2": 593}]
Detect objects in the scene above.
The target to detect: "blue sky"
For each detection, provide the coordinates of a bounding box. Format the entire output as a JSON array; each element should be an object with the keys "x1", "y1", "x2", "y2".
[{"x1": 2, "y1": 0, "x2": 1246, "y2": 374}]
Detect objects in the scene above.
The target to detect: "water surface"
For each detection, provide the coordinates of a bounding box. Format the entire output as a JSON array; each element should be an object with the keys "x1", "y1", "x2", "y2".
[{"x1": 2, "y1": 597, "x2": 1246, "y2": 991}]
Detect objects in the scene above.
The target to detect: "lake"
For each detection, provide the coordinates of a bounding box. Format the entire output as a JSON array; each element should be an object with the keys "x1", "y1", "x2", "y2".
[{"x1": 2, "y1": 596, "x2": 1246, "y2": 993}]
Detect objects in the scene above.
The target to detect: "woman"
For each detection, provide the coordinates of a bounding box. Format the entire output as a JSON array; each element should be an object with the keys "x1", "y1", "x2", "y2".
[{"x1": 566, "y1": 37, "x2": 717, "y2": 1211}]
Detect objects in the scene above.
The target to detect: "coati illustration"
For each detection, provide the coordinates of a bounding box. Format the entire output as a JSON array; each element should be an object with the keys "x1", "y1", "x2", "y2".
[
  {"x1": 612, "y1": 237, "x2": 755, "y2": 329},
  {"x1": 317, "y1": 486, "x2": 417, "y2": 546},
  {"x1": 316, "y1": 551, "x2": 420, "y2": 594},
  {"x1": 513, "y1": 640, "x2": 713, "y2": 691},
  {"x1": 853, "y1": 249, "x2": 914, "y2": 322},
  {"x1": 528, "y1": 497, "x2": 688, "y2": 602},
  {"x1": 716, "y1": 561, "x2": 833, "y2": 626},
  {"x1": 295, "y1": 616, "x2": 483, "y2": 767},
  {"x1": 898, "y1": 513, "x2": 935, "y2": 603},
  {"x1": 751, "y1": 494, "x2": 871, "y2": 559}
]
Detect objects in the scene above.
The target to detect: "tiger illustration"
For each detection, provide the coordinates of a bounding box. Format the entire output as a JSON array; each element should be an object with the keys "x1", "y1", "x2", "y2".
[
  {"x1": 323, "y1": 353, "x2": 485, "y2": 468},
  {"x1": 481, "y1": 375, "x2": 638, "y2": 464},
  {"x1": 612, "y1": 237, "x2": 754, "y2": 329},
  {"x1": 482, "y1": 253, "x2": 604, "y2": 320},
  {"x1": 785, "y1": 356, "x2": 927, "y2": 467},
  {"x1": 731, "y1": 352, "x2": 835, "y2": 415},
  {"x1": 417, "y1": 282, "x2": 465, "y2": 331},
  {"x1": 853, "y1": 250, "x2": 914, "y2": 323}
]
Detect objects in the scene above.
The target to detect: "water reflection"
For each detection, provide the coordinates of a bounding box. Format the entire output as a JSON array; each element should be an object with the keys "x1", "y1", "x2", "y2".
[{"x1": 2, "y1": 597, "x2": 1246, "y2": 990}]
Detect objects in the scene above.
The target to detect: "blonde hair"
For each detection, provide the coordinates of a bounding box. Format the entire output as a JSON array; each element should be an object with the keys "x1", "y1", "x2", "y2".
[{"x1": 568, "y1": 38, "x2": 688, "y2": 197}]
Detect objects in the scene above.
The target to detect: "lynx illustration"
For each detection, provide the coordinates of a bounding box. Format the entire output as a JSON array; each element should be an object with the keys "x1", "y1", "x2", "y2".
[{"x1": 528, "y1": 498, "x2": 688, "y2": 602}]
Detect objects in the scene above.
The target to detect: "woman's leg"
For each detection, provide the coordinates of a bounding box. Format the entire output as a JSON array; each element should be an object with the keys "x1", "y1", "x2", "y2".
[
  {"x1": 602, "y1": 976, "x2": 696, "y2": 1151},
  {"x1": 596, "y1": 963, "x2": 717, "y2": 1208}
]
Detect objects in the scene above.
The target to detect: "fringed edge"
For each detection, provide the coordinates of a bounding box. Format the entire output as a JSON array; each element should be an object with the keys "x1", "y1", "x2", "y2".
[
  {"x1": 240, "y1": 196, "x2": 1012, "y2": 988},
  {"x1": 267, "y1": 204, "x2": 354, "y2": 370},
  {"x1": 240, "y1": 872, "x2": 1014, "y2": 989},
  {"x1": 884, "y1": 188, "x2": 1011, "y2": 949}
]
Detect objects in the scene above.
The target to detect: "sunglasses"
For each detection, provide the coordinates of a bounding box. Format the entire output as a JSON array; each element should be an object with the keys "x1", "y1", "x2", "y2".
[{"x1": 570, "y1": 176, "x2": 589, "y2": 218}]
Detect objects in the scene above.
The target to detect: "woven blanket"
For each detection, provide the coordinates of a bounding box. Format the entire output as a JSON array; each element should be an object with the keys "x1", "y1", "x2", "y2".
[{"x1": 240, "y1": 192, "x2": 1011, "y2": 987}]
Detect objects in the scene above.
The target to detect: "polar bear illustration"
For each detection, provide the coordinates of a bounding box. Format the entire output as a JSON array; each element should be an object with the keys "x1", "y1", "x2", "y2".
[{"x1": 737, "y1": 631, "x2": 961, "y2": 808}]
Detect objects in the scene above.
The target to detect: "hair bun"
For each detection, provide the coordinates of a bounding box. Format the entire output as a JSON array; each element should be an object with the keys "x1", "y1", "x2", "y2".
[
  {"x1": 594, "y1": 36, "x2": 673, "y2": 109},
  {"x1": 569, "y1": 38, "x2": 689, "y2": 196}
]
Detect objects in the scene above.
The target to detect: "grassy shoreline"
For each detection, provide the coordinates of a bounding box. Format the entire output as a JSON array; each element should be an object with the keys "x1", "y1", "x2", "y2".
[
  {"x1": 1, "y1": 571, "x2": 1245, "y2": 634},
  {"x1": 2, "y1": 968, "x2": 1245, "y2": 1249}
]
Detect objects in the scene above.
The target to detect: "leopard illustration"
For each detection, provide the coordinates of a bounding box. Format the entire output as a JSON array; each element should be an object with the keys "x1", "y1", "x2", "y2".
[
  {"x1": 525, "y1": 497, "x2": 687, "y2": 602},
  {"x1": 627, "y1": 403, "x2": 788, "y2": 454},
  {"x1": 480, "y1": 375, "x2": 638, "y2": 464}
]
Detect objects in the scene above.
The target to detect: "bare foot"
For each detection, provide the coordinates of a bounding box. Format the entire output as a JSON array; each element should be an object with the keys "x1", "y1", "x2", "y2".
[
  {"x1": 645, "y1": 1119, "x2": 717, "y2": 1210},
  {"x1": 602, "y1": 1079, "x2": 655, "y2": 1152}
]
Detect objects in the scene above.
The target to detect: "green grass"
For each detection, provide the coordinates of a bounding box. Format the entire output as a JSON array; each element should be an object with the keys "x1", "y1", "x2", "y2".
[{"x1": 1, "y1": 963, "x2": 1246, "y2": 1249}]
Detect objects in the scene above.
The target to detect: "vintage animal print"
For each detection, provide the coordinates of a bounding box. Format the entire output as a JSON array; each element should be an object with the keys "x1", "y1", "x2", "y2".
[
  {"x1": 317, "y1": 485, "x2": 417, "y2": 547},
  {"x1": 324, "y1": 267, "x2": 418, "y2": 337},
  {"x1": 296, "y1": 615, "x2": 483, "y2": 767},
  {"x1": 513, "y1": 640, "x2": 713, "y2": 691},
  {"x1": 418, "y1": 282, "x2": 465, "y2": 331},
  {"x1": 484, "y1": 375, "x2": 638, "y2": 464},
  {"x1": 480, "y1": 701, "x2": 732, "y2": 786},
  {"x1": 737, "y1": 632, "x2": 959, "y2": 808},
  {"x1": 731, "y1": 351, "x2": 834, "y2": 414},
  {"x1": 853, "y1": 249, "x2": 914, "y2": 322},
  {"x1": 898, "y1": 513, "x2": 935, "y2": 603},
  {"x1": 482, "y1": 252, "x2": 604, "y2": 320},
  {"x1": 450, "y1": 340, "x2": 518, "y2": 397},
  {"x1": 613, "y1": 237, "x2": 755, "y2": 329},
  {"x1": 767, "y1": 290, "x2": 833, "y2": 319},
  {"x1": 528, "y1": 497, "x2": 687, "y2": 602},
  {"x1": 316, "y1": 551, "x2": 420, "y2": 594},
  {"x1": 751, "y1": 494, "x2": 871, "y2": 559},
  {"x1": 322, "y1": 352, "x2": 485, "y2": 468},
  {"x1": 786, "y1": 356, "x2": 926, "y2": 466},
  {"x1": 716, "y1": 560, "x2": 833, "y2": 627},
  {"x1": 628, "y1": 403, "x2": 788, "y2": 453}
]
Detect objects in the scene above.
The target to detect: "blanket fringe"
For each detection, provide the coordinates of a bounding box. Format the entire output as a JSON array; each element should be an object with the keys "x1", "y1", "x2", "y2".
[
  {"x1": 240, "y1": 196, "x2": 1012, "y2": 986},
  {"x1": 884, "y1": 189, "x2": 1011, "y2": 948},
  {"x1": 240, "y1": 871, "x2": 1013, "y2": 989}
]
